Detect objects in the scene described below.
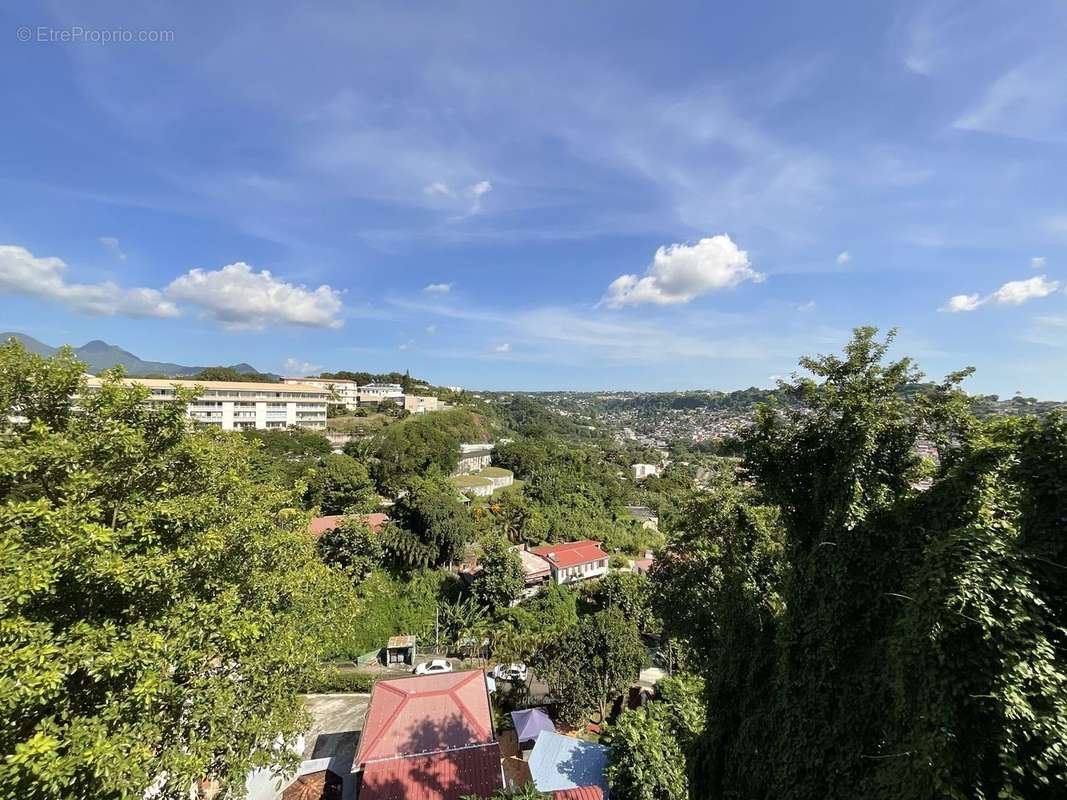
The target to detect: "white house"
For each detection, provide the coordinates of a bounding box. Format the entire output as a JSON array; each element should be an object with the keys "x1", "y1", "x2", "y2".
[
  {"x1": 529, "y1": 540, "x2": 609, "y2": 585},
  {"x1": 632, "y1": 463, "x2": 662, "y2": 481}
]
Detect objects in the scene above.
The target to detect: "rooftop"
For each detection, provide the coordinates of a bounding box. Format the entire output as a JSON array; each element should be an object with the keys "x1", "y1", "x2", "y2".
[
  {"x1": 528, "y1": 732, "x2": 610, "y2": 796},
  {"x1": 355, "y1": 670, "x2": 495, "y2": 768},
  {"x1": 359, "y1": 743, "x2": 503, "y2": 800},
  {"x1": 85, "y1": 376, "x2": 329, "y2": 394},
  {"x1": 530, "y1": 540, "x2": 607, "y2": 569},
  {"x1": 307, "y1": 513, "x2": 389, "y2": 538}
]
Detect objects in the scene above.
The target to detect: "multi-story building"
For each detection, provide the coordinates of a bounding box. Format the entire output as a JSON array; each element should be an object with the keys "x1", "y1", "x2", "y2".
[
  {"x1": 85, "y1": 377, "x2": 329, "y2": 431},
  {"x1": 403, "y1": 394, "x2": 439, "y2": 414},
  {"x1": 358, "y1": 383, "x2": 404, "y2": 406},
  {"x1": 282, "y1": 376, "x2": 360, "y2": 408},
  {"x1": 453, "y1": 443, "x2": 494, "y2": 475}
]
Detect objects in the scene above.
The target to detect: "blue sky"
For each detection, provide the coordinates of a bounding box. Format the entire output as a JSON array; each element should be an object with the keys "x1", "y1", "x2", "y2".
[{"x1": 2, "y1": 1, "x2": 1067, "y2": 394}]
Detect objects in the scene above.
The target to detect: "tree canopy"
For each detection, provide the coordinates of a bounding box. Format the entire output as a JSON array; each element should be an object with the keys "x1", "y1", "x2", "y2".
[{"x1": 0, "y1": 342, "x2": 357, "y2": 797}]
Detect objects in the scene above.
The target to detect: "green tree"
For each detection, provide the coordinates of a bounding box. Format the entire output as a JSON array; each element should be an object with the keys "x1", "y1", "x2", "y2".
[
  {"x1": 470, "y1": 536, "x2": 525, "y2": 610},
  {"x1": 0, "y1": 343, "x2": 357, "y2": 798},
  {"x1": 303, "y1": 453, "x2": 378, "y2": 514},
  {"x1": 535, "y1": 609, "x2": 646, "y2": 725},
  {"x1": 580, "y1": 571, "x2": 660, "y2": 635},
  {"x1": 372, "y1": 418, "x2": 460, "y2": 494},
  {"x1": 381, "y1": 476, "x2": 474, "y2": 569},
  {"x1": 317, "y1": 518, "x2": 383, "y2": 582},
  {"x1": 190, "y1": 366, "x2": 276, "y2": 382},
  {"x1": 606, "y1": 703, "x2": 688, "y2": 800}
]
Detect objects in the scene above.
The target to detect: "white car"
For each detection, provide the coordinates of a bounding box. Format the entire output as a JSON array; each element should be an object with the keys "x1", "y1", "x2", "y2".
[
  {"x1": 414, "y1": 659, "x2": 453, "y2": 676},
  {"x1": 491, "y1": 663, "x2": 528, "y2": 682}
]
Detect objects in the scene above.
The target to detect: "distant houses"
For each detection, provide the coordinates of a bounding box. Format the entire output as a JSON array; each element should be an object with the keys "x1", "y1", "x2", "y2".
[{"x1": 631, "y1": 463, "x2": 662, "y2": 480}]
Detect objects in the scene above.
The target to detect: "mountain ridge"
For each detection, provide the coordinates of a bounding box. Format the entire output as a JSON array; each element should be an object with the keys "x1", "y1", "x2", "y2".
[{"x1": 1, "y1": 332, "x2": 263, "y2": 377}]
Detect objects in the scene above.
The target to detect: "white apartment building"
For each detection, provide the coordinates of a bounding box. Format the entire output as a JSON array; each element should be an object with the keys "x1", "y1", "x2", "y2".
[
  {"x1": 358, "y1": 383, "x2": 404, "y2": 405},
  {"x1": 282, "y1": 376, "x2": 360, "y2": 408},
  {"x1": 85, "y1": 377, "x2": 330, "y2": 431}
]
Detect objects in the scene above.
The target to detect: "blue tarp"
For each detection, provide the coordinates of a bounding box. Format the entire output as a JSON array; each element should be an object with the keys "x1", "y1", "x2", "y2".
[
  {"x1": 528, "y1": 731, "x2": 610, "y2": 797},
  {"x1": 511, "y1": 707, "x2": 556, "y2": 743}
]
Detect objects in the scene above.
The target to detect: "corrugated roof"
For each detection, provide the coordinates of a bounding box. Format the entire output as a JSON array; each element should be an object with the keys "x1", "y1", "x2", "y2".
[
  {"x1": 280, "y1": 769, "x2": 343, "y2": 800},
  {"x1": 553, "y1": 787, "x2": 605, "y2": 800},
  {"x1": 359, "y1": 744, "x2": 503, "y2": 800},
  {"x1": 355, "y1": 671, "x2": 495, "y2": 767},
  {"x1": 308, "y1": 513, "x2": 389, "y2": 538},
  {"x1": 530, "y1": 541, "x2": 607, "y2": 569},
  {"x1": 528, "y1": 732, "x2": 610, "y2": 796},
  {"x1": 387, "y1": 635, "x2": 416, "y2": 649}
]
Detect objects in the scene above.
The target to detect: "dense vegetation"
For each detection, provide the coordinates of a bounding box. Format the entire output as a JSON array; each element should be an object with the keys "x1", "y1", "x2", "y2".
[
  {"x1": 0, "y1": 343, "x2": 357, "y2": 796},
  {"x1": 652, "y1": 328, "x2": 1067, "y2": 799}
]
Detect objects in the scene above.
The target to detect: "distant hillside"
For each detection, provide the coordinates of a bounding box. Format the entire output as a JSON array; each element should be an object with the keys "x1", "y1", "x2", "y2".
[{"x1": 1, "y1": 332, "x2": 264, "y2": 377}]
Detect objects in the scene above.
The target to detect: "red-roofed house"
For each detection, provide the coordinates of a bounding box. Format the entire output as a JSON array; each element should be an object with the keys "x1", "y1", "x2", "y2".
[
  {"x1": 552, "y1": 788, "x2": 605, "y2": 800},
  {"x1": 530, "y1": 540, "x2": 609, "y2": 585},
  {"x1": 307, "y1": 512, "x2": 389, "y2": 538},
  {"x1": 354, "y1": 670, "x2": 504, "y2": 800}
]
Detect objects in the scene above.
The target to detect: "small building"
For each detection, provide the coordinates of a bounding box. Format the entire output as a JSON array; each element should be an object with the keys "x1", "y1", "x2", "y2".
[
  {"x1": 633, "y1": 557, "x2": 653, "y2": 577},
  {"x1": 383, "y1": 635, "x2": 416, "y2": 666},
  {"x1": 511, "y1": 708, "x2": 556, "y2": 746},
  {"x1": 454, "y1": 443, "x2": 494, "y2": 475},
  {"x1": 528, "y1": 731, "x2": 610, "y2": 798},
  {"x1": 624, "y1": 505, "x2": 659, "y2": 530},
  {"x1": 358, "y1": 383, "x2": 404, "y2": 407},
  {"x1": 632, "y1": 463, "x2": 661, "y2": 481},
  {"x1": 354, "y1": 670, "x2": 503, "y2": 800},
  {"x1": 403, "y1": 394, "x2": 440, "y2": 414},
  {"x1": 514, "y1": 545, "x2": 552, "y2": 597},
  {"x1": 530, "y1": 541, "x2": 609, "y2": 585}
]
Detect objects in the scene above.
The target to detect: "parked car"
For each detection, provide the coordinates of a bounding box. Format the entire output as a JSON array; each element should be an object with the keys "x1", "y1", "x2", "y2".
[
  {"x1": 414, "y1": 659, "x2": 453, "y2": 676},
  {"x1": 491, "y1": 662, "x2": 528, "y2": 682}
]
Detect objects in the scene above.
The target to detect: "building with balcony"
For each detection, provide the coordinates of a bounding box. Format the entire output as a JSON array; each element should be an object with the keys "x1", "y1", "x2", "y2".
[
  {"x1": 282, "y1": 376, "x2": 360, "y2": 408},
  {"x1": 85, "y1": 377, "x2": 330, "y2": 431},
  {"x1": 358, "y1": 382, "x2": 405, "y2": 406}
]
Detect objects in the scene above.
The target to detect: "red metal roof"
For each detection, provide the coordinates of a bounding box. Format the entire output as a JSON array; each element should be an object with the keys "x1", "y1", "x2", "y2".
[
  {"x1": 359, "y1": 744, "x2": 503, "y2": 800},
  {"x1": 308, "y1": 513, "x2": 389, "y2": 538},
  {"x1": 355, "y1": 671, "x2": 495, "y2": 767},
  {"x1": 530, "y1": 540, "x2": 607, "y2": 569},
  {"x1": 552, "y1": 788, "x2": 604, "y2": 800}
]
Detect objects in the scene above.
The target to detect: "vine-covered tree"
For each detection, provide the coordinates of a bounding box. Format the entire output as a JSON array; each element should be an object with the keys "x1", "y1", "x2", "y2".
[
  {"x1": 0, "y1": 343, "x2": 357, "y2": 798},
  {"x1": 580, "y1": 571, "x2": 660, "y2": 635},
  {"x1": 470, "y1": 536, "x2": 525, "y2": 609},
  {"x1": 381, "y1": 476, "x2": 475, "y2": 569},
  {"x1": 317, "y1": 517, "x2": 383, "y2": 582},
  {"x1": 653, "y1": 327, "x2": 1067, "y2": 799},
  {"x1": 606, "y1": 703, "x2": 688, "y2": 800}
]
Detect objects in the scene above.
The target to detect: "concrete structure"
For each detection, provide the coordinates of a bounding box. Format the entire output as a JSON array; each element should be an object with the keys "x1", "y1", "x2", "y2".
[
  {"x1": 403, "y1": 394, "x2": 440, "y2": 414},
  {"x1": 85, "y1": 377, "x2": 329, "y2": 431},
  {"x1": 282, "y1": 376, "x2": 360, "y2": 409},
  {"x1": 383, "y1": 635, "x2": 416, "y2": 666},
  {"x1": 478, "y1": 466, "x2": 514, "y2": 490},
  {"x1": 452, "y1": 475, "x2": 495, "y2": 498},
  {"x1": 358, "y1": 383, "x2": 404, "y2": 406},
  {"x1": 454, "y1": 443, "x2": 494, "y2": 475},
  {"x1": 530, "y1": 541, "x2": 609, "y2": 586},
  {"x1": 631, "y1": 463, "x2": 662, "y2": 481}
]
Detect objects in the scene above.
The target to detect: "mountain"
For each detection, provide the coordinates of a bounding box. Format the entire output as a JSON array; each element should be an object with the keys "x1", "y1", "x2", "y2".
[{"x1": 0, "y1": 332, "x2": 264, "y2": 377}]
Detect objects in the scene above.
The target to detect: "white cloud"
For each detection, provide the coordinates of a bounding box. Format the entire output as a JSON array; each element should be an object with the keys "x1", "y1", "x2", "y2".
[
  {"x1": 1031, "y1": 256, "x2": 1046, "y2": 269},
  {"x1": 836, "y1": 250, "x2": 851, "y2": 265},
  {"x1": 940, "y1": 293, "x2": 982, "y2": 313},
  {"x1": 466, "y1": 180, "x2": 493, "y2": 215},
  {"x1": 98, "y1": 236, "x2": 127, "y2": 261},
  {"x1": 989, "y1": 275, "x2": 1059, "y2": 305},
  {"x1": 940, "y1": 276, "x2": 1060, "y2": 312},
  {"x1": 398, "y1": 340, "x2": 415, "y2": 350},
  {"x1": 423, "y1": 282, "x2": 453, "y2": 294},
  {"x1": 493, "y1": 342, "x2": 511, "y2": 353},
  {"x1": 283, "y1": 357, "x2": 321, "y2": 375},
  {"x1": 423, "y1": 182, "x2": 453, "y2": 197},
  {"x1": 425, "y1": 324, "x2": 437, "y2": 335},
  {"x1": 165, "y1": 262, "x2": 343, "y2": 330},
  {"x1": 953, "y1": 58, "x2": 1067, "y2": 142},
  {"x1": 0, "y1": 244, "x2": 178, "y2": 318},
  {"x1": 602, "y1": 234, "x2": 763, "y2": 308},
  {"x1": 796, "y1": 300, "x2": 816, "y2": 312}
]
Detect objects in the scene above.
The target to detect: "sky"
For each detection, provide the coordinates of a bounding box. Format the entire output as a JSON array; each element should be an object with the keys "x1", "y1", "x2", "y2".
[{"x1": 2, "y1": 1, "x2": 1067, "y2": 395}]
